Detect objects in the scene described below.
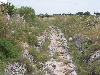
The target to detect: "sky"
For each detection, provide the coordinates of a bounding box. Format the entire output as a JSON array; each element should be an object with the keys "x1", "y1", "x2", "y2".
[
  {"x1": 2, "y1": 0, "x2": 100, "y2": 15},
  {"x1": 0, "y1": 0, "x2": 7, "y2": 4}
]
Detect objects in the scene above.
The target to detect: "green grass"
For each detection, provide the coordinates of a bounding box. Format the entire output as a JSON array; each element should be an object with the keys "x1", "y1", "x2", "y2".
[
  {"x1": 56, "y1": 57, "x2": 62, "y2": 62},
  {"x1": 63, "y1": 60, "x2": 71, "y2": 64}
]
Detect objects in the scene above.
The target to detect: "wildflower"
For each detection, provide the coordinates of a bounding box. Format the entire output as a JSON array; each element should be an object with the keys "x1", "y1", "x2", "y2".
[
  {"x1": 3, "y1": 18, "x2": 4, "y2": 21},
  {"x1": 0, "y1": 15, "x2": 4, "y2": 21},
  {"x1": 23, "y1": 32, "x2": 25, "y2": 34},
  {"x1": 88, "y1": 17, "x2": 91, "y2": 21}
]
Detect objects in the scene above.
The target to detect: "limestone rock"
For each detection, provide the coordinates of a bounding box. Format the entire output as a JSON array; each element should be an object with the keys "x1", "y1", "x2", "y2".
[
  {"x1": 5, "y1": 62, "x2": 27, "y2": 75},
  {"x1": 88, "y1": 50, "x2": 100, "y2": 66}
]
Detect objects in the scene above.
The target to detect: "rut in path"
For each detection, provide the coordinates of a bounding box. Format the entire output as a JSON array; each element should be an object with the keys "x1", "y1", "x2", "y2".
[{"x1": 43, "y1": 26, "x2": 77, "y2": 75}]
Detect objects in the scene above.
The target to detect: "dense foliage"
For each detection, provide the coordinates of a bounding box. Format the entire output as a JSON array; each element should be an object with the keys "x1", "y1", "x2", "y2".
[
  {"x1": 27, "y1": 34, "x2": 38, "y2": 46},
  {"x1": 0, "y1": 39, "x2": 21, "y2": 61},
  {"x1": 1, "y1": 2, "x2": 16, "y2": 16},
  {"x1": 18, "y1": 6, "x2": 36, "y2": 23}
]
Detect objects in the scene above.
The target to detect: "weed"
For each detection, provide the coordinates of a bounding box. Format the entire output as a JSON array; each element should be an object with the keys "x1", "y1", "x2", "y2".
[
  {"x1": 27, "y1": 34, "x2": 38, "y2": 46},
  {"x1": 51, "y1": 56, "x2": 58, "y2": 59},
  {"x1": 60, "y1": 52, "x2": 64, "y2": 54},
  {"x1": 56, "y1": 57, "x2": 62, "y2": 62},
  {"x1": 47, "y1": 67, "x2": 51, "y2": 73},
  {"x1": 63, "y1": 60, "x2": 71, "y2": 64},
  {"x1": 18, "y1": 56, "x2": 34, "y2": 74},
  {"x1": 36, "y1": 62, "x2": 43, "y2": 69},
  {"x1": 84, "y1": 49, "x2": 91, "y2": 56},
  {"x1": 28, "y1": 48, "x2": 39, "y2": 62},
  {"x1": 55, "y1": 52, "x2": 59, "y2": 56}
]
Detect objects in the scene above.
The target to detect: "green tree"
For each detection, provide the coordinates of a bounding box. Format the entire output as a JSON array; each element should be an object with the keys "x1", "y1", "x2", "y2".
[
  {"x1": 2, "y1": 2, "x2": 15, "y2": 16},
  {"x1": 62, "y1": 13, "x2": 65, "y2": 15},
  {"x1": 45, "y1": 13, "x2": 50, "y2": 17},
  {"x1": 39, "y1": 13, "x2": 45, "y2": 18},
  {"x1": 84, "y1": 11, "x2": 91, "y2": 15},
  {"x1": 18, "y1": 6, "x2": 36, "y2": 23},
  {"x1": 76, "y1": 12, "x2": 83, "y2": 15}
]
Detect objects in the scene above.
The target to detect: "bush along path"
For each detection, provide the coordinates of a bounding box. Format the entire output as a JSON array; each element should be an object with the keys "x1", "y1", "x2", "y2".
[
  {"x1": 43, "y1": 25, "x2": 77, "y2": 75},
  {"x1": 4, "y1": 29, "x2": 49, "y2": 75}
]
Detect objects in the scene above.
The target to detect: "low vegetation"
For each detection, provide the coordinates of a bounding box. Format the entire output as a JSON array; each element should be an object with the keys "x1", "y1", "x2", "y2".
[
  {"x1": 28, "y1": 35, "x2": 50, "y2": 74},
  {"x1": 47, "y1": 15, "x2": 100, "y2": 75},
  {"x1": 0, "y1": 1, "x2": 100, "y2": 75},
  {"x1": 0, "y1": 3, "x2": 50, "y2": 74}
]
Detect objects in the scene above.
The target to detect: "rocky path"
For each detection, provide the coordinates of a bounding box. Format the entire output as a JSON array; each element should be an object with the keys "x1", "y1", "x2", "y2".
[{"x1": 43, "y1": 25, "x2": 77, "y2": 75}]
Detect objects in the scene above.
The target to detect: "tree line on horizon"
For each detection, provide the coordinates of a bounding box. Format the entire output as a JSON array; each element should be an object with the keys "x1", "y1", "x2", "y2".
[
  {"x1": 37, "y1": 11, "x2": 100, "y2": 18},
  {"x1": 1, "y1": 2, "x2": 100, "y2": 18}
]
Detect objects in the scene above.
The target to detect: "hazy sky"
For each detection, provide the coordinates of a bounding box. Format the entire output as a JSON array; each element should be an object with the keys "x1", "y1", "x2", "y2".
[
  {"x1": 0, "y1": 0, "x2": 7, "y2": 3},
  {"x1": 7, "y1": 0, "x2": 100, "y2": 15}
]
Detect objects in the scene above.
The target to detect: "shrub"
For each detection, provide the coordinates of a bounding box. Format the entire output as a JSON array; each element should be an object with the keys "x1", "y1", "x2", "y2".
[
  {"x1": 18, "y1": 6, "x2": 36, "y2": 23},
  {"x1": 36, "y1": 62, "x2": 43, "y2": 69},
  {"x1": 40, "y1": 41, "x2": 49, "y2": 53},
  {"x1": 0, "y1": 60, "x2": 7, "y2": 75},
  {"x1": 88, "y1": 43, "x2": 100, "y2": 51},
  {"x1": 26, "y1": 61, "x2": 34, "y2": 74},
  {"x1": 84, "y1": 49, "x2": 91, "y2": 56},
  {"x1": 18, "y1": 56, "x2": 34, "y2": 74},
  {"x1": 7, "y1": 37, "x2": 17, "y2": 45},
  {"x1": 37, "y1": 55, "x2": 48, "y2": 63},
  {"x1": 27, "y1": 35, "x2": 38, "y2": 46},
  {"x1": 0, "y1": 39, "x2": 19, "y2": 60},
  {"x1": 28, "y1": 48, "x2": 39, "y2": 62},
  {"x1": 45, "y1": 13, "x2": 50, "y2": 17},
  {"x1": 2, "y1": 2, "x2": 16, "y2": 16},
  {"x1": 89, "y1": 60, "x2": 100, "y2": 75},
  {"x1": 29, "y1": 43, "x2": 49, "y2": 63},
  {"x1": 0, "y1": 52, "x2": 6, "y2": 61},
  {"x1": 86, "y1": 38, "x2": 92, "y2": 45}
]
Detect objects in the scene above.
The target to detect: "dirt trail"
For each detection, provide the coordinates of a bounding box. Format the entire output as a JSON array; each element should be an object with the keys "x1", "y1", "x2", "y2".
[{"x1": 43, "y1": 25, "x2": 77, "y2": 75}]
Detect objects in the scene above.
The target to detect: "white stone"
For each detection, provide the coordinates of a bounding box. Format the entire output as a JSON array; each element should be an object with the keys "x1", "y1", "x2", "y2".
[
  {"x1": 71, "y1": 70, "x2": 77, "y2": 75},
  {"x1": 11, "y1": 31, "x2": 14, "y2": 33},
  {"x1": 88, "y1": 50, "x2": 100, "y2": 65},
  {"x1": 69, "y1": 37, "x2": 73, "y2": 41}
]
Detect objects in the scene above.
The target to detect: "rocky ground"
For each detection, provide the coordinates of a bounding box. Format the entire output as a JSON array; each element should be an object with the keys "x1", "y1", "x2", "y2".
[
  {"x1": 4, "y1": 25, "x2": 78, "y2": 75},
  {"x1": 43, "y1": 25, "x2": 77, "y2": 75}
]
